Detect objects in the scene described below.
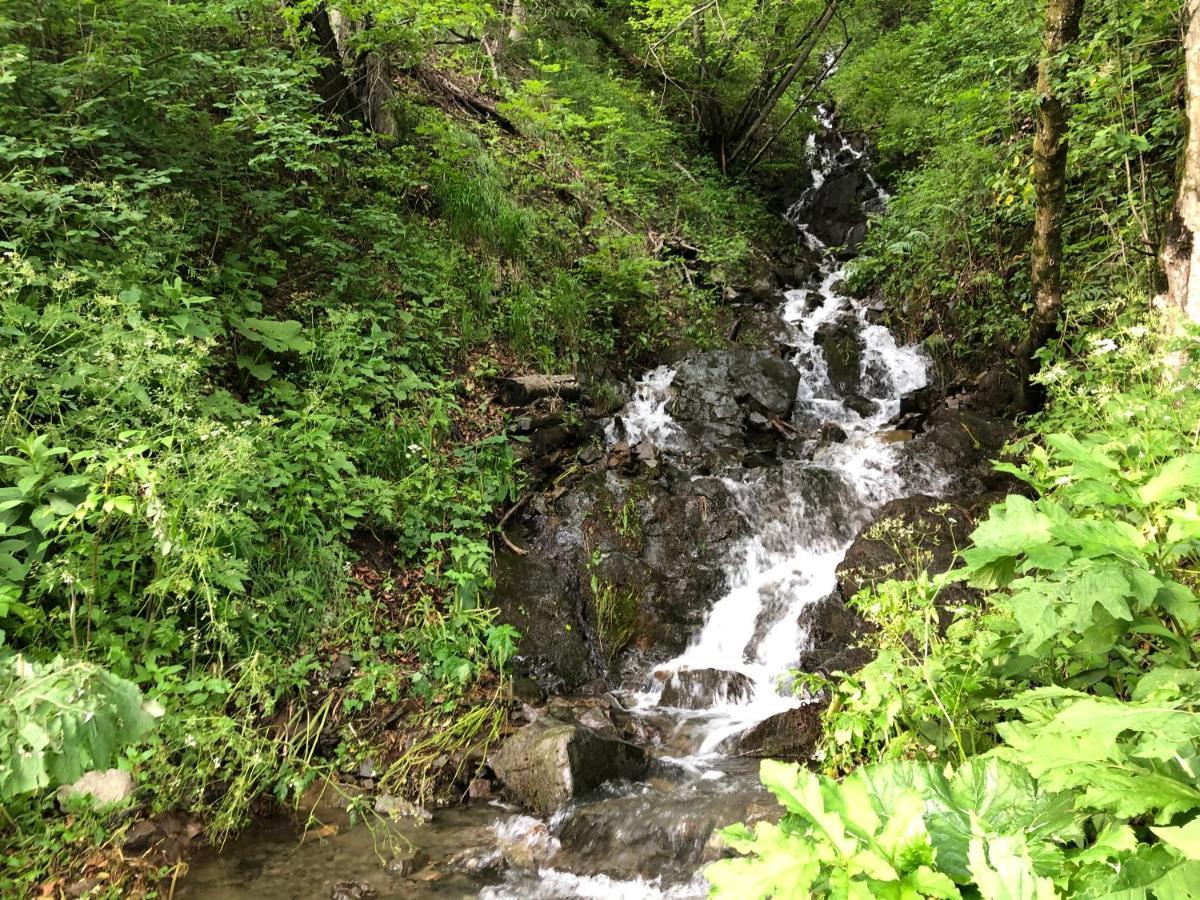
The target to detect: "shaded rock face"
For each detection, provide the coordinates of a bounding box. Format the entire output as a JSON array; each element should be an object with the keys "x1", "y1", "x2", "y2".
[
  {"x1": 815, "y1": 317, "x2": 864, "y2": 399},
  {"x1": 657, "y1": 668, "x2": 754, "y2": 710},
  {"x1": 807, "y1": 171, "x2": 870, "y2": 248},
  {"x1": 921, "y1": 407, "x2": 1015, "y2": 490},
  {"x1": 493, "y1": 548, "x2": 595, "y2": 693},
  {"x1": 668, "y1": 349, "x2": 801, "y2": 460},
  {"x1": 836, "y1": 494, "x2": 980, "y2": 619},
  {"x1": 795, "y1": 592, "x2": 872, "y2": 677},
  {"x1": 489, "y1": 717, "x2": 647, "y2": 815},
  {"x1": 494, "y1": 466, "x2": 748, "y2": 692},
  {"x1": 734, "y1": 703, "x2": 824, "y2": 760}
]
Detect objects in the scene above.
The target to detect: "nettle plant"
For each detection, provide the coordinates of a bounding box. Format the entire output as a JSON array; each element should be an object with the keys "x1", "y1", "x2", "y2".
[{"x1": 713, "y1": 364, "x2": 1200, "y2": 897}]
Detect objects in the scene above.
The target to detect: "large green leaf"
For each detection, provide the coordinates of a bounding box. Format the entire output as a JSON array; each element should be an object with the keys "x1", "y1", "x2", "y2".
[{"x1": 705, "y1": 821, "x2": 819, "y2": 899}]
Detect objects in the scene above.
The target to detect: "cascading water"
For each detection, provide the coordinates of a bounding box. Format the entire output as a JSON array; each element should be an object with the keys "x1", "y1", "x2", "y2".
[
  {"x1": 180, "y1": 113, "x2": 952, "y2": 900},
  {"x1": 477, "y1": 116, "x2": 950, "y2": 899}
]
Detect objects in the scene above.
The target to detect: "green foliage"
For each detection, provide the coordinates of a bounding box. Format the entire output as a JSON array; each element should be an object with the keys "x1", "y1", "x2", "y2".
[
  {"x1": 0, "y1": 0, "x2": 778, "y2": 888},
  {"x1": 0, "y1": 654, "x2": 159, "y2": 801},
  {"x1": 833, "y1": 0, "x2": 1181, "y2": 366},
  {"x1": 726, "y1": 332, "x2": 1200, "y2": 896},
  {"x1": 708, "y1": 756, "x2": 1078, "y2": 899}
]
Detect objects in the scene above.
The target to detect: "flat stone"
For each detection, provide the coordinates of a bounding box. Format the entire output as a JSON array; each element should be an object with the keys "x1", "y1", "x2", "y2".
[
  {"x1": 489, "y1": 717, "x2": 647, "y2": 815},
  {"x1": 734, "y1": 704, "x2": 824, "y2": 760},
  {"x1": 57, "y1": 769, "x2": 133, "y2": 811}
]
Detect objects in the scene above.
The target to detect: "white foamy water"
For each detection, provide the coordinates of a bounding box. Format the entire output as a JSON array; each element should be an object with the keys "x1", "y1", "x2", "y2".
[
  {"x1": 622, "y1": 114, "x2": 943, "y2": 760},
  {"x1": 607, "y1": 364, "x2": 681, "y2": 447},
  {"x1": 482, "y1": 870, "x2": 707, "y2": 900}
]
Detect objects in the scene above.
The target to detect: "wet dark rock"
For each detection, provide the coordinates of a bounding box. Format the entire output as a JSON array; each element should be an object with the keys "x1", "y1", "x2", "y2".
[
  {"x1": 814, "y1": 318, "x2": 864, "y2": 398},
  {"x1": 493, "y1": 467, "x2": 745, "y2": 674},
  {"x1": 805, "y1": 171, "x2": 870, "y2": 247},
  {"x1": 843, "y1": 221, "x2": 868, "y2": 254},
  {"x1": 489, "y1": 717, "x2": 647, "y2": 815},
  {"x1": 510, "y1": 675, "x2": 545, "y2": 705},
  {"x1": 819, "y1": 422, "x2": 847, "y2": 444},
  {"x1": 836, "y1": 494, "x2": 978, "y2": 613},
  {"x1": 492, "y1": 548, "x2": 595, "y2": 692},
  {"x1": 899, "y1": 384, "x2": 937, "y2": 422},
  {"x1": 668, "y1": 349, "x2": 801, "y2": 459},
  {"x1": 658, "y1": 668, "x2": 754, "y2": 710},
  {"x1": 796, "y1": 593, "x2": 871, "y2": 676},
  {"x1": 924, "y1": 406, "x2": 1012, "y2": 460},
  {"x1": 734, "y1": 704, "x2": 824, "y2": 760},
  {"x1": 844, "y1": 394, "x2": 877, "y2": 419},
  {"x1": 923, "y1": 406, "x2": 1015, "y2": 489}
]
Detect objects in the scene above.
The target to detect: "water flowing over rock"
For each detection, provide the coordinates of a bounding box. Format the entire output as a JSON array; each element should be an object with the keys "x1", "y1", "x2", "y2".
[
  {"x1": 181, "y1": 106, "x2": 1008, "y2": 900},
  {"x1": 657, "y1": 669, "x2": 755, "y2": 710}
]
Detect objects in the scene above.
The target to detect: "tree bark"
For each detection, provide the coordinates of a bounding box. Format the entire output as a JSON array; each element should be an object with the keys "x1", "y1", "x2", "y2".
[
  {"x1": 303, "y1": 4, "x2": 361, "y2": 124},
  {"x1": 1016, "y1": 0, "x2": 1085, "y2": 409},
  {"x1": 1162, "y1": 0, "x2": 1200, "y2": 329},
  {"x1": 301, "y1": 3, "x2": 397, "y2": 136}
]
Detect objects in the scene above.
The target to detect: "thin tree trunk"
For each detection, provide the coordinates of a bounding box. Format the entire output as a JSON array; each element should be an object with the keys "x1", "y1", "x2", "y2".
[
  {"x1": 1016, "y1": 0, "x2": 1085, "y2": 408},
  {"x1": 1162, "y1": 0, "x2": 1200, "y2": 328},
  {"x1": 725, "y1": 0, "x2": 838, "y2": 168},
  {"x1": 302, "y1": 4, "x2": 360, "y2": 123},
  {"x1": 742, "y1": 39, "x2": 848, "y2": 174}
]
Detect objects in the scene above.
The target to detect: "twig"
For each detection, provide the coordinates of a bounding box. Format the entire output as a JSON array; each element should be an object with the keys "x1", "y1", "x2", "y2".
[{"x1": 497, "y1": 493, "x2": 530, "y2": 556}]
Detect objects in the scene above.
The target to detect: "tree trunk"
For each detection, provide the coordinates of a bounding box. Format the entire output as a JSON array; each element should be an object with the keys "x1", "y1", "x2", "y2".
[
  {"x1": 302, "y1": 3, "x2": 397, "y2": 137},
  {"x1": 1162, "y1": 0, "x2": 1200, "y2": 329},
  {"x1": 303, "y1": 4, "x2": 360, "y2": 124},
  {"x1": 328, "y1": 10, "x2": 398, "y2": 137},
  {"x1": 1016, "y1": 0, "x2": 1085, "y2": 409}
]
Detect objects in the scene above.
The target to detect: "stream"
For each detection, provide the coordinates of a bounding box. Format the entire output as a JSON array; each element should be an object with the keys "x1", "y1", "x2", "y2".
[{"x1": 181, "y1": 115, "x2": 954, "y2": 900}]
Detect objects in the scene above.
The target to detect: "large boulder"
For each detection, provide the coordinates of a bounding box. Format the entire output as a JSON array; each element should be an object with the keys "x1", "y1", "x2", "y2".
[
  {"x1": 658, "y1": 668, "x2": 754, "y2": 710},
  {"x1": 815, "y1": 317, "x2": 865, "y2": 399},
  {"x1": 494, "y1": 467, "x2": 747, "y2": 688},
  {"x1": 734, "y1": 704, "x2": 824, "y2": 760},
  {"x1": 489, "y1": 718, "x2": 648, "y2": 815},
  {"x1": 922, "y1": 407, "x2": 1015, "y2": 489},
  {"x1": 668, "y1": 349, "x2": 801, "y2": 459},
  {"x1": 795, "y1": 593, "x2": 872, "y2": 676},
  {"x1": 57, "y1": 768, "x2": 134, "y2": 811},
  {"x1": 806, "y1": 170, "x2": 870, "y2": 247}
]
